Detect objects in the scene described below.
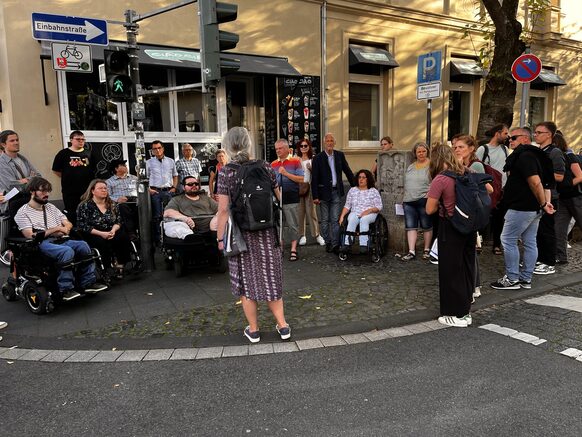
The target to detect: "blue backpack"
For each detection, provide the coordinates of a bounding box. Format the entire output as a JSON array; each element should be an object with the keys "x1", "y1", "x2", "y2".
[{"x1": 443, "y1": 171, "x2": 493, "y2": 235}]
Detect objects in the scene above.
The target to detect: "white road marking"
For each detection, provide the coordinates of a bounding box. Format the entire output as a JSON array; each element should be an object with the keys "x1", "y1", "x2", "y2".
[{"x1": 525, "y1": 295, "x2": 582, "y2": 313}]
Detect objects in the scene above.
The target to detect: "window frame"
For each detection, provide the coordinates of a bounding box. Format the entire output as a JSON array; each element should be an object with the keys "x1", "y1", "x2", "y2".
[{"x1": 347, "y1": 73, "x2": 384, "y2": 149}]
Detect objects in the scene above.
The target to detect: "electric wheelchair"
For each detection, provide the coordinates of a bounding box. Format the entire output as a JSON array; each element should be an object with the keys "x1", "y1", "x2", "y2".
[
  {"x1": 338, "y1": 214, "x2": 389, "y2": 263},
  {"x1": 161, "y1": 215, "x2": 227, "y2": 277},
  {"x1": 1, "y1": 193, "x2": 108, "y2": 314}
]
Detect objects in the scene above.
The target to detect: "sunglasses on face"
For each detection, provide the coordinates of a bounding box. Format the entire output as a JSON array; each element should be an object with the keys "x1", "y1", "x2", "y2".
[
  {"x1": 300, "y1": 144, "x2": 309, "y2": 148},
  {"x1": 510, "y1": 134, "x2": 526, "y2": 141},
  {"x1": 184, "y1": 182, "x2": 200, "y2": 187}
]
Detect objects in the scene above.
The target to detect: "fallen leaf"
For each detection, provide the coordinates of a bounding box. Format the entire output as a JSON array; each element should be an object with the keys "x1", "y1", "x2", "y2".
[
  {"x1": 346, "y1": 300, "x2": 352, "y2": 304},
  {"x1": 299, "y1": 294, "x2": 312, "y2": 300},
  {"x1": 113, "y1": 384, "x2": 120, "y2": 388},
  {"x1": 146, "y1": 292, "x2": 153, "y2": 296},
  {"x1": 7, "y1": 361, "x2": 14, "y2": 364},
  {"x1": 165, "y1": 321, "x2": 170, "y2": 325},
  {"x1": 315, "y1": 306, "x2": 321, "y2": 310},
  {"x1": 235, "y1": 300, "x2": 242, "y2": 305},
  {"x1": 112, "y1": 347, "x2": 117, "y2": 351}
]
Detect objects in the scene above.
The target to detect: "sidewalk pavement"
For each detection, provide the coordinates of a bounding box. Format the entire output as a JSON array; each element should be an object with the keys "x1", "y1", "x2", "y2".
[{"x1": 0, "y1": 241, "x2": 581, "y2": 351}]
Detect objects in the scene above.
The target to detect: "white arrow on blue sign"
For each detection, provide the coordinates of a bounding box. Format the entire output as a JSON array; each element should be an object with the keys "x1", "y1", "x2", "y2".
[{"x1": 32, "y1": 12, "x2": 108, "y2": 46}]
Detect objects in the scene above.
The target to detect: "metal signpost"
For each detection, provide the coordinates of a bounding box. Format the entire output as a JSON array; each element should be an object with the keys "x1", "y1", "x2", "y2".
[
  {"x1": 511, "y1": 52, "x2": 542, "y2": 127},
  {"x1": 32, "y1": 13, "x2": 108, "y2": 45},
  {"x1": 417, "y1": 51, "x2": 442, "y2": 145}
]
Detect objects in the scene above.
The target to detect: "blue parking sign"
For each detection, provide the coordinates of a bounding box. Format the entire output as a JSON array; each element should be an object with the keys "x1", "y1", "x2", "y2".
[{"x1": 417, "y1": 51, "x2": 442, "y2": 84}]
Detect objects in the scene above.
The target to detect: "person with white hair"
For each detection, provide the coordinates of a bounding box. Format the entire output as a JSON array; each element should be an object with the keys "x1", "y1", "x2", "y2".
[
  {"x1": 214, "y1": 127, "x2": 291, "y2": 343},
  {"x1": 175, "y1": 143, "x2": 203, "y2": 191}
]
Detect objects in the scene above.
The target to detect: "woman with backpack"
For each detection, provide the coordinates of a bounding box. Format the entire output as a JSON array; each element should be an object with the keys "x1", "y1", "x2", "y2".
[
  {"x1": 425, "y1": 144, "x2": 476, "y2": 328},
  {"x1": 214, "y1": 127, "x2": 291, "y2": 344}
]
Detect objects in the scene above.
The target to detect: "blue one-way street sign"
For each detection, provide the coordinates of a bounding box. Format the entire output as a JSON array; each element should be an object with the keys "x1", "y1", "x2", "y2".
[{"x1": 32, "y1": 13, "x2": 108, "y2": 46}]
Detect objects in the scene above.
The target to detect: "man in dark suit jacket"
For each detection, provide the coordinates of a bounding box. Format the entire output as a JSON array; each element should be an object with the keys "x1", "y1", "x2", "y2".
[{"x1": 312, "y1": 133, "x2": 355, "y2": 252}]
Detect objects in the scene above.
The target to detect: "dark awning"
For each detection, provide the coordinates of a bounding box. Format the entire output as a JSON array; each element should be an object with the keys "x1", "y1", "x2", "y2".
[
  {"x1": 449, "y1": 59, "x2": 486, "y2": 81},
  {"x1": 532, "y1": 68, "x2": 566, "y2": 87},
  {"x1": 40, "y1": 41, "x2": 301, "y2": 76},
  {"x1": 349, "y1": 44, "x2": 399, "y2": 69}
]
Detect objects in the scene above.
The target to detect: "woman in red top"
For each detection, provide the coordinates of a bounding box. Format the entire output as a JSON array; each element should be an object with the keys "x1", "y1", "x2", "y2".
[
  {"x1": 209, "y1": 149, "x2": 229, "y2": 200},
  {"x1": 426, "y1": 144, "x2": 476, "y2": 328}
]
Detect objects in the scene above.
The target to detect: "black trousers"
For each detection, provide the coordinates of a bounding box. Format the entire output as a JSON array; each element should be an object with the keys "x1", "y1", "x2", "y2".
[
  {"x1": 63, "y1": 192, "x2": 83, "y2": 226},
  {"x1": 438, "y1": 218, "x2": 476, "y2": 317},
  {"x1": 536, "y1": 198, "x2": 558, "y2": 266},
  {"x1": 119, "y1": 202, "x2": 138, "y2": 237},
  {"x1": 83, "y1": 229, "x2": 132, "y2": 268},
  {"x1": 490, "y1": 198, "x2": 507, "y2": 250}
]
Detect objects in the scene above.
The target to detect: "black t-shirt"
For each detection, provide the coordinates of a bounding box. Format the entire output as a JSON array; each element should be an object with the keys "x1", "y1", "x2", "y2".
[
  {"x1": 52, "y1": 148, "x2": 95, "y2": 195},
  {"x1": 503, "y1": 149, "x2": 544, "y2": 211},
  {"x1": 557, "y1": 153, "x2": 582, "y2": 200}
]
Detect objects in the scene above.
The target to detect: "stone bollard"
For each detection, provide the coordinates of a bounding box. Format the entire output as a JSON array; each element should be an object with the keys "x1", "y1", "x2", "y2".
[{"x1": 377, "y1": 150, "x2": 412, "y2": 253}]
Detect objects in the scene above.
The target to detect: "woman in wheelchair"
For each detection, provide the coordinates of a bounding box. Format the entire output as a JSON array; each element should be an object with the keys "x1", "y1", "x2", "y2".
[
  {"x1": 77, "y1": 179, "x2": 133, "y2": 279},
  {"x1": 338, "y1": 169, "x2": 383, "y2": 253}
]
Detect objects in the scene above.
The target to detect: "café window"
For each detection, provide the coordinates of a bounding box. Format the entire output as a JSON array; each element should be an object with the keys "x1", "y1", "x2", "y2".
[
  {"x1": 66, "y1": 61, "x2": 120, "y2": 132},
  {"x1": 130, "y1": 65, "x2": 172, "y2": 132},
  {"x1": 447, "y1": 86, "x2": 472, "y2": 140},
  {"x1": 528, "y1": 94, "x2": 546, "y2": 127},
  {"x1": 347, "y1": 43, "x2": 398, "y2": 148},
  {"x1": 349, "y1": 79, "x2": 381, "y2": 143}
]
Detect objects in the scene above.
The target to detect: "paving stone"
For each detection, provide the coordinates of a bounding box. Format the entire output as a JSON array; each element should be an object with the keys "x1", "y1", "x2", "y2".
[
  {"x1": 89, "y1": 350, "x2": 123, "y2": 362},
  {"x1": 510, "y1": 332, "x2": 540, "y2": 343},
  {"x1": 479, "y1": 323, "x2": 501, "y2": 331},
  {"x1": 273, "y1": 342, "x2": 299, "y2": 353},
  {"x1": 0, "y1": 348, "x2": 31, "y2": 360},
  {"x1": 559, "y1": 348, "x2": 582, "y2": 358},
  {"x1": 341, "y1": 333, "x2": 370, "y2": 345},
  {"x1": 385, "y1": 327, "x2": 414, "y2": 337},
  {"x1": 41, "y1": 350, "x2": 76, "y2": 362},
  {"x1": 117, "y1": 350, "x2": 149, "y2": 362},
  {"x1": 296, "y1": 339, "x2": 324, "y2": 350},
  {"x1": 65, "y1": 350, "x2": 100, "y2": 362},
  {"x1": 222, "y1": 345, "x2": 249, "y2": 357},
  {"x1": 404, "y1": 323, "x2": 433, "y2": 334},
  {"x1": 420, "y1": 320, "x2": 448, "y2": 331},
  {"x1": 248, "y1": 344, "x2": 274, "y2": 355},
  {"x1": 531, "y1": 338, "x2": 547, "y2": 346},
  {"x1": 170, "y1": 348, "x2": 199, "y2": 360},
  {"x1": 196, "y1": 347, "x2": 223, "y2": 359},
  {"x1": 487, "y1": 325, "x2": 519, "y2": 337},
  {"x1": 320, "y1": 336, "x2": 348, "y2": 347},
  {"x1": 19, "y1": 350, "x2": 52, "y2": 361},
  {"x1": 143, "y1": 349, "x2": 174, "y2": 361}
]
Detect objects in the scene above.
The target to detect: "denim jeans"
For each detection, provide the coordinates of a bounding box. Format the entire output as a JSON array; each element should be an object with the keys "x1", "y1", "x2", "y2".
[
  {"x1": 345, "y1": 212, "x2": 378, "y2": 247},
  {"x1": 39, "y1": 239, "x2": 96, "y2": 291},
  {"x1": 501, "y1": 209, "x2": 542, "y2": 282},
  {"x1": 151, "y1": 191, "x2": 173, "y2": 241},
  {"x1": 319, "y1": 189, "x2": 342, "y2": 246}
]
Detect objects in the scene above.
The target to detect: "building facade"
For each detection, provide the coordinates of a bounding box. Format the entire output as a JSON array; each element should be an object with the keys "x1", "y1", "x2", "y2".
[{"x1": 0, "y1": 0, "x2": 580, "y2": 194}]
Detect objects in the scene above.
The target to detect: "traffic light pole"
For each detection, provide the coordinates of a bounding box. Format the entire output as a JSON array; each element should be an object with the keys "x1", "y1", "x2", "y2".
[{"x1": 124, "y1": 10, "x2": 154, "y2": 272}]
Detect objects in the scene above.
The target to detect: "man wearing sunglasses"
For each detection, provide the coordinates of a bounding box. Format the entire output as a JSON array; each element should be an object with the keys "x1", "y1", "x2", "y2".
[{"x1": 163, "y1": 176, "x2": 218, "y2": 239}]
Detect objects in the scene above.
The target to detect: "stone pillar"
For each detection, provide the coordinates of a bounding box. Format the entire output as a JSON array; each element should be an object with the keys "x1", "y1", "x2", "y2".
[{"x1": 377, "y1": 150, "x2": 412, "y2": 253}]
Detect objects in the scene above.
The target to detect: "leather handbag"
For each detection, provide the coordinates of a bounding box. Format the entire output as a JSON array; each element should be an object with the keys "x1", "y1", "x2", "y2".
[{"x1": 298, "y1": 182, "x2": 310, "y2": 197}]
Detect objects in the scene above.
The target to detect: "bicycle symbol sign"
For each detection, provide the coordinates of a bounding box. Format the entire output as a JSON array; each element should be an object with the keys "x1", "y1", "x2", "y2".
[{"x1": 51, "y1": 42, "x2": 92, "y2": 73}]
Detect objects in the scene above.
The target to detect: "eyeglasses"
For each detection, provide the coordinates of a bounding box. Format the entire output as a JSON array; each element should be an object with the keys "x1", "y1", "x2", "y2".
[
  {"x1": 534, "y1": 131, "x2": 550, "y2": 135},
  {"x1": 358, "y1": 175, "x2": 367, "y2": 179},
  {"x1": 152, "y1": 147, "x2": 163, "y2": 150},
  {"x1": 510, "y1": 134, "x2": 527, "y2": 141},
  {"x1": 300, "y1": 144, "x2": 309, "y2": 148},
  {"x1": 184, "y1": 182, "x2": 200, "y2": 187}
]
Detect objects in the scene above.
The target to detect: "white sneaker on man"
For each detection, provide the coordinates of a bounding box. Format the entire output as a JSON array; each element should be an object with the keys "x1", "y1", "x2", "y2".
[
  {"x1": 533, "y1": 263, "x2": 555, "y2": 275},
  {"x1": 298, "y1": 236, "x2": 307, "y2": 246},
  {"x1": 316, "y1": 235, "x2": 326, "y2": 246}
]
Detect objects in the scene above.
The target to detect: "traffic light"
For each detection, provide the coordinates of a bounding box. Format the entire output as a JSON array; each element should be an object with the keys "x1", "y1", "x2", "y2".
[
  {"x1": 199, "y1": 0, "x2": 240, "y2": 89},
  {"x1": 104, "y1": 49, "x2": 134, "y2": 102}
]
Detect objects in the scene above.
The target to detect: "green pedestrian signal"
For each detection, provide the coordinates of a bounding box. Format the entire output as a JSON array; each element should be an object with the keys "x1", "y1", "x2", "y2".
[{"x1": 104, "y1": 49, "x2": 134, "y2": 102}]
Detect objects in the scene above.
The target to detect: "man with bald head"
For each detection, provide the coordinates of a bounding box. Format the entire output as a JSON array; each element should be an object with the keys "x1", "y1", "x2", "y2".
[{"x1": 311, "y1": 133, "x2": 354, "y2": 253}]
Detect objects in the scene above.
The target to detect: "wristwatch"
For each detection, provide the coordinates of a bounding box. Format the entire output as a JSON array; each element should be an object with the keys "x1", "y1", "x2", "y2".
[{"x1": 540, "y1": 202, "x2": 547, "y2": 209}]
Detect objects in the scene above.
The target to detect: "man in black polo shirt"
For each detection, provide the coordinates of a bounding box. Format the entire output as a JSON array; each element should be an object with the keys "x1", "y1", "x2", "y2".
[{"x1": 491, "y1": 128, "x2": 555, "y2": 290}]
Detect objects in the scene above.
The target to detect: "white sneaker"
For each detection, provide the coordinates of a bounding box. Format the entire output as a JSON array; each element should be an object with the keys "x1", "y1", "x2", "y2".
[
  {"x1": 533, "y1": 264, "x2": 556, "y2": 275},
  {"x1": 473, "y1": 287, "x2": 481, "y2": 298},
  {"x1": 461, "y1": 314, "x2": 472, "y2": 326},
  {"x1": 298, "y1": 236, "x2": 307, "y2": 246},
  {"x1": 438, "y1": 315, "x2": 468, "y2": 328},
  {"x1": 316, "y1": 235, "x2": 326, "y2": 246},
  {"x1": 0, "y1": 321, "x2": 7, "y2": 330}
]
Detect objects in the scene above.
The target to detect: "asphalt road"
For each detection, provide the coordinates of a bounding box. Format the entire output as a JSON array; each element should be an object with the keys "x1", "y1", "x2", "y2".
[{"x1": 1, "y1": 328, "x2": 581, "y2": 436}]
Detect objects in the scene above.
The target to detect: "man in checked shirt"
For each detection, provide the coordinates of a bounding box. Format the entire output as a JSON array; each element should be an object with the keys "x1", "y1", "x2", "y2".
[{"x1": 106, "y1": 159, "x2": 139, "y2": 240}]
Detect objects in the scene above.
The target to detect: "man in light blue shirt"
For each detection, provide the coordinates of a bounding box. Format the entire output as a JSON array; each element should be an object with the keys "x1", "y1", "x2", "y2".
[{"x1": 146, "y1": 140, "x2": 178, "y2": 244}]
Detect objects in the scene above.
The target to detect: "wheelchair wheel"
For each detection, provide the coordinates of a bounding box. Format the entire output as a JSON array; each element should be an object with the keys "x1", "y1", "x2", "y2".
[
  {"x1": 371, "y1": 216, "x2": 388, "y2": 262},
  {"x1": 0, "y1": 249, "x2": 12, "y2": 267},
  {"x1": 2, "y1": 280, "x2": 17, "y2": 301},
  {"x1": 339, "y1": 252, "x2": 348, "y2": 261},
  {"x1": 173, "y1": 252, "x2": 184, "y2": 277},
  {"x1": 24, "y1": 283, "x2": 53, "y2": 315}
]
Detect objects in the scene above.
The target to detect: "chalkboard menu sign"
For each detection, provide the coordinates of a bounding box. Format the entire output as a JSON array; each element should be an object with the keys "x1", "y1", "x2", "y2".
[
  {"x1": 84, "y1": 142, "x2": 124, "y2": 179},
  {"x1": 278, "y1": 75, "x2": 321, "y2": 155}
]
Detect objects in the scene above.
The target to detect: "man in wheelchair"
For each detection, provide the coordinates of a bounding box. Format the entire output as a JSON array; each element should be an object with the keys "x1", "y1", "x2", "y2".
[
  {"x1": 163, "y1": 175, "x2": 218, "y2": 238},
  {"x1": 14, "y1": 177, "x2": 108, "y2": 301}
]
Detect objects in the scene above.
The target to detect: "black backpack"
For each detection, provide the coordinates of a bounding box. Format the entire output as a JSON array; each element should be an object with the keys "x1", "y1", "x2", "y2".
[
  {"x1": 481, "y1": 144, "x2": 508, "y2": 165},
  {"x1": 443, "y1": 171, "x2": 493, "y2": 235},
  {"x1": 228, "y1": 160, "x2": 278, "y2": 231}
]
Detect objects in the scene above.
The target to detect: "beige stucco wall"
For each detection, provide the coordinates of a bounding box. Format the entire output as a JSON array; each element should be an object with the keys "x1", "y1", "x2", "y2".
[{"x1": 0, "y1": 0, "x2": 580, "y2": 183}]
